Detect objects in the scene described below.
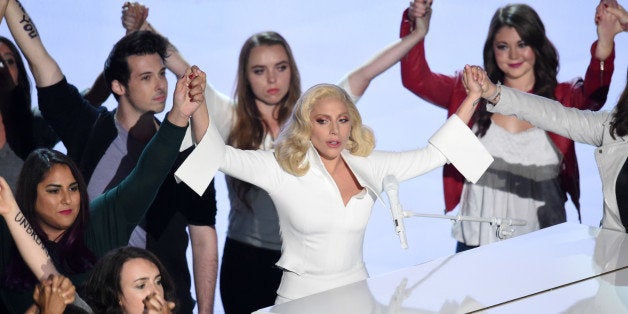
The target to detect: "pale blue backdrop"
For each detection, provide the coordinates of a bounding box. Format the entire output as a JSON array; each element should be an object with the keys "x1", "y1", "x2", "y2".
[{"x1": 2, "y1": 1, "x2": 626, "y2": 313}]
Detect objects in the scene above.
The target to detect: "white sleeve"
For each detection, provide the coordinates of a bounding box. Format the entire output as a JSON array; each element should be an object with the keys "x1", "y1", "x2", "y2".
[
  {"x1": 179, "y1": 82, "x2": 235, "y2": 151},
  {"x1": 205, "y1": 82, "x2": 236, "y2": 141},
  {"x1": 175, "y1": 121, "x2": 226, "y2": 196},
  {"x1": 428, "y1": 115, "x2": 493, "y2": 183},
  {"x1": 364, "y1": 115, "x2": 492, "y2": 186},
  {"x1": 337, "y1": 74, "x2": 361, "y2": 104},
  {"x1": 175, "y1": 119, "x2": 282, "y2": 196}
]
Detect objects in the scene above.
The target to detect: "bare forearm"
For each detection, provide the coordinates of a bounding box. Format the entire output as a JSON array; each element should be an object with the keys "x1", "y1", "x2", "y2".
[
  {"x1": 140, "y1": 22, "x2": 191, "y2": 77},
  {"x1": 595, "y1": 32, "x2": 615, "y2": 61},
  {"x1": 190, "y1": 98, "x2": 209, "y2": 144},
  {"x1": 190, "y1": 225, "x2": 217, "y2": 314},
  {"x1": 5, "y1": 0, "x2": 62, "y2": 87},
  {"x1": 347, "y1": 27, "x2": 425, "y2": 97},
  {"x1": 3, "y1": 207, "x2": 58, "y2": 281},
  {"x1": 455, "y1": 93, "x2": 481, "y2": 124}
]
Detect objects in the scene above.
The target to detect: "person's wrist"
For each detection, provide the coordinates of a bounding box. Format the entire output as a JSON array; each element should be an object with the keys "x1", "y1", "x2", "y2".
[
  {"x1": 1, "y1": 205, "x2": 19, "y2": 219},
  {"x1": 486, "y1": 83, "x2": 502, "y2": 104},
  {"x1": 167, "y1": 110, "x2": 191, "y2": 128},
  {"x1": 140, "y1": 22, "x2": 150, "y2": 31},
  {"x1": 483, "y1": 82, "x2": 498, "y2": 98}
]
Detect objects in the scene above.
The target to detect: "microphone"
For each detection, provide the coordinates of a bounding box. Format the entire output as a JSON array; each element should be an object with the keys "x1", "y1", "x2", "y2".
[{"x1": 383, "y1": 175, "x2": 408, "y2": 249}]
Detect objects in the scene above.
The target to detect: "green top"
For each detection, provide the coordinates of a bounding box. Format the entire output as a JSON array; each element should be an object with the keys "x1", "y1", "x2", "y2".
[{"x1": 0, "y1": 118, "x2": 187, "y2": 314}]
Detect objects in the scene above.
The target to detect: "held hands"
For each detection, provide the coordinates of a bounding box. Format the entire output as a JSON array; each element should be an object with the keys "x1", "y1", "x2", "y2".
[
  {"x1": 407, "y1": 0, "x2": 433, "y2": 37},
  {"x1": 143, "y1": 292, "x2": 176, "y2": 314},
  {"x1": 31, "y1": 275, "x2": 76, "y2": 314},
  {"x1": 596, "y1": 0, "x2": 624, "y2": 38},
  {"x1": 606, "y1": 3, "x2": 628, "y2": 31},
  {"x1": 454, "y1": 65, "x2": 489, "y2": 123},
  {"x1": 168, "y1": 66, "x2": 207, "y2": 127},
  {"x1": 462, "y1": 65, "x2": 488, "y2": 100},
  {"x1": 122, "y1": 2, "x2": 149, "y2": 34}
]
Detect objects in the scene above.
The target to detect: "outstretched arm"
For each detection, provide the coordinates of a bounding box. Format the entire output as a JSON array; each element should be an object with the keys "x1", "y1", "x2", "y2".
[
  {"x1": 4, "y1": 0, "x2": 63, "y2": 87},
  {"x1": 0, "y1": 177, "x2": 58, "y2": 281},
  {"x1": 346, "y1": 0, "x2": 432, "y2": 96},
  {"x1": 88, "y1": 67, "x2": 207, "y2": 255}
]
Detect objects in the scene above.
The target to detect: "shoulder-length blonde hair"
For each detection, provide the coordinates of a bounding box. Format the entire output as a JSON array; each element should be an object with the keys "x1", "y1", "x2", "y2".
[{"x1": 275, "y1": 83, "x2": 375, "y2": 176}]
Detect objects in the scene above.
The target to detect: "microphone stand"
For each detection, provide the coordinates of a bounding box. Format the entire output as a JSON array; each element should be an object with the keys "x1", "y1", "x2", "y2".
[
  {"x1": 402, "y1": 211, "x2": 527, "y2": 240},
  {"x1": 382, "y1": 175, "x2": 527, "y2": 249}
]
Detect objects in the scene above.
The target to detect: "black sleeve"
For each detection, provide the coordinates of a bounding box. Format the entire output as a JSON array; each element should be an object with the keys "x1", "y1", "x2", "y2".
[
  {"x1": 175, "y1": 145, "x2": 218, "y2": 226},
  {"x1": 142, "y1": 145, "x2": 217, "y2": 239},
  {"x1": 37, "y1": 77, "x2": 101, "y2": 160}
]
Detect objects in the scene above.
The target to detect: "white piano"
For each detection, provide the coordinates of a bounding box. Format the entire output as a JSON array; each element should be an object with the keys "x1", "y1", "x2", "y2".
[{"x1": 255, "y1": 222, "x2": 628, "y2": 313}]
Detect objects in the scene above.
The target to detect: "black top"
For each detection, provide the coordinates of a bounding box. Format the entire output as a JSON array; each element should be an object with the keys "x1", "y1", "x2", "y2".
[{"x1": 616, "y1": 157, "x2": 628, "y2": 231}]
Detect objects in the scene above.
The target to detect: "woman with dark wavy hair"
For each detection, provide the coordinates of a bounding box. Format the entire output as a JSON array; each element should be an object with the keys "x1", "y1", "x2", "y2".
[
  {"x1": 84, "y1": 246, "x2": 177, "y2": 314},
  {"x1": 400, "y1": 0, "x2": 623, "y2": 252},
  {"x1": 0, "y1": 66, "x2": 206, "y2": 314}
]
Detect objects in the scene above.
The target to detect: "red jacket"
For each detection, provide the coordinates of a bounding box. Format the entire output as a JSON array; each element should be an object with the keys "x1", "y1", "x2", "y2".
[{"x1": 399, "y1": 11, "x2": 615, "y2": 215}]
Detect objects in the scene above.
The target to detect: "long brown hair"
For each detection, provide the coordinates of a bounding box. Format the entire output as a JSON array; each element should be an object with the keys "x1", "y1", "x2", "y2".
[
  {"x1": 0, "y1": 36, "x2": 36, "y2": 159},
  {"x1": 228, "y1": 31, "x2": 302, "y2": 208},
  {"x1": 475, "y1": 4, "x2": 559, "y2": 137}
]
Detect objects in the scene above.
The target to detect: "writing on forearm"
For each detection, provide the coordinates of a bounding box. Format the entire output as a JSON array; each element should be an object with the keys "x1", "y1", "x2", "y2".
[
  {"x1": 15, "y1": 0, "x2": 39, "y2": 39},
  {"x1": 14, "y1": 211, "x2": 50, "y2": 257}
]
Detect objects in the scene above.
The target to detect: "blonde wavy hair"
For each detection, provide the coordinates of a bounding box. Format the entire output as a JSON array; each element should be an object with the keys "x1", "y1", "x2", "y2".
[{"x1": 275, "y1": 83, "x2": 375, "y2": 176}]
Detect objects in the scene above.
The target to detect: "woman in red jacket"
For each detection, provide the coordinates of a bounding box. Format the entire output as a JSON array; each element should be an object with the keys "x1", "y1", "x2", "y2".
[{"x1": 400, "y1": 1, "x2": 622, "y2": 251}]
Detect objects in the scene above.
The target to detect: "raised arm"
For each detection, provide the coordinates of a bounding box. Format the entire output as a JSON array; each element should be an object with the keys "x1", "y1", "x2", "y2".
[
  {"x1": 477, "y1": 67, "x2": 609, "y2": 147},
  {"x1": 346, "y1": 0, "x2": 431, "y2": 96},
  {"x1": 399, "y1": 1, "x2": 459, "y2": 110},
  {"x1": 121, "y1": 2, "x2": 219, "y2": 145},
  {"x1": 0, "y1": 177, "x2": 58, "y2": 282},
  {"x1": 122, "y1": 2, "x2": 189, "y2": 77},
  {"x1": 88, "y1": 67, "x2": 206, "y2": 255},
  {"x1": 4, "y1": 0, "x2": 63, "y2": 87},
  {"x1": 174, "y1": 66, "x2": 209, "y2": 143}
]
